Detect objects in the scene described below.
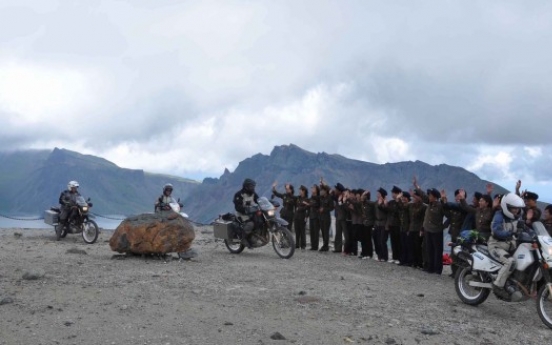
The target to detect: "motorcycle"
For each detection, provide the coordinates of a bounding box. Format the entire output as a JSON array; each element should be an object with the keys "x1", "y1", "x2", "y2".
[
  {"x1": 452, "y1": 221, "x2": 552, "y2": 329},
  {"x1": 213, "y1": 196, "x2": 295, "y2": 259},
  {"x1": 44, "y1": 196, "x2": 99, "y2": 244},
  {"x1": 155, "y1": 198, "x2": 188, "y2": 218}
]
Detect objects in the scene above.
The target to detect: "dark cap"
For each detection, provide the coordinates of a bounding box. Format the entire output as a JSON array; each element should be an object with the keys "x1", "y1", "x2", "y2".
[
  {"x1": 523, "y1": 191, "x2": 539, "y2": 201},
  {"x1": 402, "y1": 191, "x2": 411, "y2": 200},
  {"x1": 391, "y1": 185, "x2": 402, "y2": 194},
  {"x1": 335, "y1": 183, "x2": 345, "y2": 192},
  {"x1": 473, "y1": 192, "x2": 483, "y2": 201},
  {"x1": 377, "y1": 187, "x2": 388, "y2": 198},
  {"x1": 428, "y1": 188, "x2": 441, "y2": 199},
  {"x1": 357, "y1": 188, "x2": 365, "y2": 195},
  {"x1": 413, "y1": 189, "x2": 422, "y2": 197},
  {"x1": 454, "y1": 189, "x2": 460, "y2": 196}
]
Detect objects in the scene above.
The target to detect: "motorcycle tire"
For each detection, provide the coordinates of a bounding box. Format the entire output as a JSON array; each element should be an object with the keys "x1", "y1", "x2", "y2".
[
  {"x1": 272, "y1": 227, "x2": 295, "y2": 259},
  {"x1": 224, "y1": 239, "x2": 245, "y2": 254},
  {"x1": 536, "y1": 283, "x2": 552, "y2": 330},
  {"x1": 82, "y1": 220, "x2": 99, "y2": 244},
  {"x1": 454, "y1": 267, "x2": 490, "y2": 306},
  {"x1": 55, "y1": 225, "x2": 63, "y2": 241}
]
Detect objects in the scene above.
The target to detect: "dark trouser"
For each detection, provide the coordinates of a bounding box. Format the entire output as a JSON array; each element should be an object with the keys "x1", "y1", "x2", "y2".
[
  {"x1": 373, "y1": 225, "x2": 382, "y2": 258},
  {"x1": 59, "y1": 206, "x2": 76, "y2": 225},
  {"x1": 334, "y1": 219, "x2": 346, "y2": 252},
  {"x1": 409, "y1": 231, "x2": 423, "y2": 268},
  {"x1": 359, "y1": 224, "x2": 373, "y2": 257},
  {"x1": 389, "y1": 225, "x2": 401, "y2": 261},
  {"x1": 282, "y1": 214, "x2": 294, "y2": 232},
  {"x1": 424, "y1": 231, "x2": 444, "y2": 274},
  {"x1": 343, "y1": 221, "x2": 354, "y2": 254},
  {"x1": 376, "y1": 226, "x2": 388, "y2": 261},
  {"x1": 320, "y1": 213, "x2": 331, "y2": 248},
  {"x1": 348, "y1": 224, "x2": 362, "y2": 255},
  {"x1": 400, "y1": 231, "x2": 410, "y2": 264},
  {"x1": 294, "y1": 218, "x2": 306, "y2": 249},
  {"x1": 309, "y1": 217, "x2": 320, "y2": 250}
]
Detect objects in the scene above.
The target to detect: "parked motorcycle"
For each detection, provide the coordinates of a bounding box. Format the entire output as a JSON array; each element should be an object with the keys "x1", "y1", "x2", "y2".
[
  {"x1": 44, "y1": 196, "x2": 99, "y2": 244},
  {"x1": 155, "y1": 198, "x2": 188, "y2": 218},
  {"x1": 213, "y1": 197, "x2": 295, "y2": 259},
  {"x1": 452, "y1": 221, "x2": 552, "y2": 329}
]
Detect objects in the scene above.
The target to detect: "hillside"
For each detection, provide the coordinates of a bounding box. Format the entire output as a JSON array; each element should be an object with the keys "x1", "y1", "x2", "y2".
[{"x1": 0, "y1": 145, "x2": 510, "y2": 222}]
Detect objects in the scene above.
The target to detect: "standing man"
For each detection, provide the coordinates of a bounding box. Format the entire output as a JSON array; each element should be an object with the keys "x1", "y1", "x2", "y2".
[
  {"x1": 374, "y1": 188, "x2": 389, "y2": 262},
  {"x1": 398, "y1": 191, "x2": 411, "y2": 265},
  {"x1": 408, "y1": 189, "x2": 427, "y2": 269},
  {"x1": 331, "y1": 182, "x2": 347, "y2": 253},
  {"x1": 307, "y1": 184, "x2": 321, "y2": 251},
  {"x1": 272, "y1": 182, "x2": 296, "y2": 232},
  {"x1": 294, "y1": 185, "x2": 309, "y2": 250},
  {"x1": 414, "y1": 178, "x2": 447, "y2": 275},
  {"x1": 384, "y1": 186, "x2": 402, "y2": 263},
  {"x1": 318, "y1": 184, "x2": 334, "y2": 252},
  {"x1": 360, "y1": 190, "x2": 376, "y2": 259}
]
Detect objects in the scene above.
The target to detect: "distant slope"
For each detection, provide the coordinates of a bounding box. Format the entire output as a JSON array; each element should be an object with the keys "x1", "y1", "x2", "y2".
[
  {"x1": 181, "y1": 144, "x2": 510, "y2": 223},
  {"x1": 0, "y1": 148, "x2": 199, "y2": 216}
]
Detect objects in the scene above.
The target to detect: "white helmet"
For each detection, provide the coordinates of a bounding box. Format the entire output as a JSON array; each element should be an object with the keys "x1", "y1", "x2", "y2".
[
  {"x1": 500, "y1": 193, "x2": 525, "y2": 219},
  {"x1": 67, "y1": 180, "x2": 79, "y2": 190}
]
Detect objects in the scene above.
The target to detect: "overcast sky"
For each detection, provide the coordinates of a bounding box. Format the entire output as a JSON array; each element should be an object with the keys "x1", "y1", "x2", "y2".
[{"x1": 1, "y1": 1, "x2": 552, "y2": 200}]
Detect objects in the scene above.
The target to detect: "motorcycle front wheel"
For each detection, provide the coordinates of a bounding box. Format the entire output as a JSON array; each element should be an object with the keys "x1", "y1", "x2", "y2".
[
  {"x1": 224, "y1": 239, "x2": 245, "y2": 254},
  {"x1": 536, "y1": 283, "x2": 552, "y2": 330},
  {"x1": 272, "y1": 227, "x2": 295, "y2": 259},
  {"x1": 455, "y1": 267, "x2": 490, "y2": 306},
  {"x1": 82, "y1": 220, "x2": 99, "y2": 244}
]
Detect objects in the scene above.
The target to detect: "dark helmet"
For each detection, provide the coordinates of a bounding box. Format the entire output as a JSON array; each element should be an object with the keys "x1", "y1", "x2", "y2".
[
  {"x1": 243, "y1": 178, "x2": 256, "y2": 194},
  {"x1": 163, "y1": 183, "x2": 173, "y2": 193}
]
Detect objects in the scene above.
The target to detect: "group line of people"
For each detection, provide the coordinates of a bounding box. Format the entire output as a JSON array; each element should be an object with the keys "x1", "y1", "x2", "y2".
[{"x1": 269, "y1": 177, "x2": 552, "y2": 279}]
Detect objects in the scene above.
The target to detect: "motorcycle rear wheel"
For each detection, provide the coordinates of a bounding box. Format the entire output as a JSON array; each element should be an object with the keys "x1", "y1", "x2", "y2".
[
  {"x1": 55, "y1": 225, "x2": 63, "y2": 241},
  {"x1": 536, "y1": 283, "x2": 552, "y2": 330},
  {"x1": 455, "y1": 267, "x2": 490, "y2": 306},
  {"x1": 82, "y1": 220, "x2": 99, "y2": 244},
  {"x1": 224, "y1": 240, "x2": 245, "y2": 254},
  {"x1": 272, "y1": 227, "x2": 295, "y2": 259}
]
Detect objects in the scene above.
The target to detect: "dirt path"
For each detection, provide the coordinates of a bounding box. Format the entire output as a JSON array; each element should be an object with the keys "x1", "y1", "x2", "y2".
[{"x1": 0, "y1": 227, "x2": 549, "y2": 345}]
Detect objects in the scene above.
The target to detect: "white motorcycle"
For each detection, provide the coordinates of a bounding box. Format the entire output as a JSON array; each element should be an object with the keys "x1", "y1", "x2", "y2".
[{"x1": 452, "y1": 222, "x2": 552, "y2": 329}]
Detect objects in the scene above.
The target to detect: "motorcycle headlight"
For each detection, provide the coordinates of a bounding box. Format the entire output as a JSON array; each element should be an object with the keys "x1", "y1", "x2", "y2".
[
  {"x1": 548, "y1": 247, "x2": 552, "y2": 257},
  {"x1": 267, "y1": 210, "x2": 275, "y2": 217},
  {"x1": 82, "y1": 207, "x2": 88, "y2": 212}
]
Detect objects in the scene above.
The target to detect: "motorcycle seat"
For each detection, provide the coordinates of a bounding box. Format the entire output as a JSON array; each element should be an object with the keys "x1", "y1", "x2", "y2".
[{"x1": 50, "y1": 207, "x2": 61, "y2": 212}]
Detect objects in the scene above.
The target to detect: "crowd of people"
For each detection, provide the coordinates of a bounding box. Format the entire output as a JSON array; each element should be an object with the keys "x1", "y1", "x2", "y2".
[{"x1": 266, "y1": 177, "x2": 552, "y2": 280}]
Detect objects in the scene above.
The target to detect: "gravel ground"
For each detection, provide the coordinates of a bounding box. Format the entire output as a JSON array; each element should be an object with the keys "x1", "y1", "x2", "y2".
[{"x1": 0, "y1": 226, "x2": 550, "y2": 345}]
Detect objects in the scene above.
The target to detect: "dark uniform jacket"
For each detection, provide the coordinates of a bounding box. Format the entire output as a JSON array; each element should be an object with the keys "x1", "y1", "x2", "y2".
[
  {"x1": 408, "y1": 202, "x2": 427, "y2": 232},
  {"x1": 523, "y1": 205, "x2": 542, "y2": 226},
  {"x1": 294, "y1": 196, "x2": 309, "y2": 221},
  {"x1": 384, "y1": 200, "x2": 401, "y2": 228},
  {"x1": 375, "y1": 202, "x2": 388, "y2": 227},
  {"x1": 417, "y1": 189, "x2": 446, "y2": 233},
  {"x1": 361, "y1": 200, "x2": 376, "y2": 227},
  {"x1": 444, "y1": 202, "x2": 467, "y2": 238},
  {"x1": 348, "y1": 199, "x2": 363, "y2": 225},
  {"x1": 272, "y1": 190, "x2": 296, "y2": 219},
  {"x1": 334, "y1": 195, "x2": 347, "y2": 221},
  {"x1": 398, "y1": 202, "x2": 410, "y2": 232},
  {"x1": 233, "y1": 189, "x2": 259, "y2": 215},
  {"x1": 308, "y1": 195, "x2": 320, "y2": 220},
  {"x1": 319, "y1": 194, "x2": 335, "y2": 215},
  {"x1": 458, "y1": 199, "x2": 492, "y2": 234}
]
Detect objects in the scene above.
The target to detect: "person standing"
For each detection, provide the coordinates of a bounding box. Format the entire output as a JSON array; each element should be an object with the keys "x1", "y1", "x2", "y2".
[
  {"x1": 414, "y1": 178, "x2": 447, "y2": 275},
  {"x1": 384, "y1": 186, "x2": 402, "y2": 263},
  {"x1": 307, "y1": 184, "x2": 321, "y2": 250},
  {"x1": 331, "y1": 182, "x2": 347, "y2": 253},
  {"x1": 542, "y1": 205, "x2": 552, "y2": 236},
  {"x1": 457, "y1": 189, "x2": 494, "y2": 240},
  {"x1": 346, "y1": 189, "x2": 363, "y2": 256},
  {"x1": 360, "y1": 190, "x2": 376, "y2": 259},
  {"x1": 318, "y1": 184, "x2": 334, "y2": 251},
  {"x1": 408, "y1": 189, "x2": 427, "y2": 268},
  {"x1": 374, "y1": 188, "x2": 389, "y2": 262},
  {"x1": 272, "y1": 182, "x2": 296, "y2": 232},
  {"x1": 398, "y1": 191, "x2": 411, "y2": 265},
  {"x1": 294, "y1": 185, "x2": 309, "y2": 250}
]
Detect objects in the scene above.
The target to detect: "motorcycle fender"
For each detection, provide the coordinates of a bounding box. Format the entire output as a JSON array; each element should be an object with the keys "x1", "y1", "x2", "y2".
[
  {"x1": 270, "y1": 217, "x2": 288, "y2": 227},
  {"x1": 471, "y1": 251, "x2": 501, "y2": 272}
]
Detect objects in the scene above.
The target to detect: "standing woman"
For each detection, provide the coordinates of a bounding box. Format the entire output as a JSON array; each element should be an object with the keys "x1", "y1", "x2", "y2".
[
  {"x1": 318, "y1": 184, "x2": 334, "y2": 252},
  {"x1": 272, "y1": 182, "x2": 296, "y2": 232},
  {"x1": 294, "y1": 185, "x2": 309, "y2": 250},
  {"x1": 458, "y1": 190, "x2": 493, "y2": 240},
  {"x1": 360, "y1": 190, "x2": 375, "y2": 259},
  {"x1": 307, "y1": 184, "x2": 321, "y2": 250}
]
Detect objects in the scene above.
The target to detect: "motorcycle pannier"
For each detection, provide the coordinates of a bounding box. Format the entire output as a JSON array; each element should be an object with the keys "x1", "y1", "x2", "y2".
[
  {"x1": 44, "y1": 210, "x2": 60, "y2": 226},
  {"x1": 214, "y1": 220, "x2": 234, "y2": 240}
]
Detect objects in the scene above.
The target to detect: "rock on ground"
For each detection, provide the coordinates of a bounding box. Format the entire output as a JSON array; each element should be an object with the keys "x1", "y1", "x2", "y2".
[{"x1": 109, "y1": 213, "x2": 195, "y2": 255}]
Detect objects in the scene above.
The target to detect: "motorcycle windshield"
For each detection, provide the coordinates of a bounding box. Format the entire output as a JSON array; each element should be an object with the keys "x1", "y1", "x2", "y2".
[
  {"x1": 76, "y1": 196, "x2": 87, "y2": 206},
  {"x1": 533, "y1": 222, "x2": 550, "y2": 237},
  {"x1": 257, "y1": 197, "x2": 275, "y2": 211}
]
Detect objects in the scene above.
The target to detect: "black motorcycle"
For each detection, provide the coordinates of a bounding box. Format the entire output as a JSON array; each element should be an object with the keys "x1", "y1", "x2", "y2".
[
  {"x1": 44, "y1": 196, "x2": 99, "y2": 244},
  {"x1": 214, "y1": 197, "x2": 295, "y2": 259}
]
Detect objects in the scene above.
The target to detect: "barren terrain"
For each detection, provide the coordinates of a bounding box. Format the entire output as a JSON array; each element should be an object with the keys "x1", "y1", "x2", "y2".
[{"x1": 0, "y1": 227, "x2": 550, "y2": 345}]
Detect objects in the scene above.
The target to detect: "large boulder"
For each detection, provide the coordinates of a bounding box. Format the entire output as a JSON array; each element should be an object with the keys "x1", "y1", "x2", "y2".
[{"x1": 109, "y1": 213, "x2": 195, "y2": 255}]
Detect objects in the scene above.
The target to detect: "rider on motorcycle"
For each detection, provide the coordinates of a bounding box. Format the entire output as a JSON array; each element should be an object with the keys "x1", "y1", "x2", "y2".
[
  {"x1": 59, "y1": 180, "x2": 81, "y2": 229},
  {"x1": 489, "y1": 193, "x2": 525, "y2": 293},
  {"x1": 233, "y1": 178, "x2": 259, "y2": 248},
  {"x1": 155, "y1": 183, "x2": 182, "y2": 213}
]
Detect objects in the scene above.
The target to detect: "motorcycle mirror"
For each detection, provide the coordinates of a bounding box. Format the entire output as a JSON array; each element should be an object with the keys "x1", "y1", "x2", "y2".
[{"x1": 87, "y1": 197, "x2": 91, "y2": 202}]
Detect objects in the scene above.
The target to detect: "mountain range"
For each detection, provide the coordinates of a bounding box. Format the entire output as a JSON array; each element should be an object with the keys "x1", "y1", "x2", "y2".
[{"x1": 0, "y1": 144, "x2": 511, "y2": 223}]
